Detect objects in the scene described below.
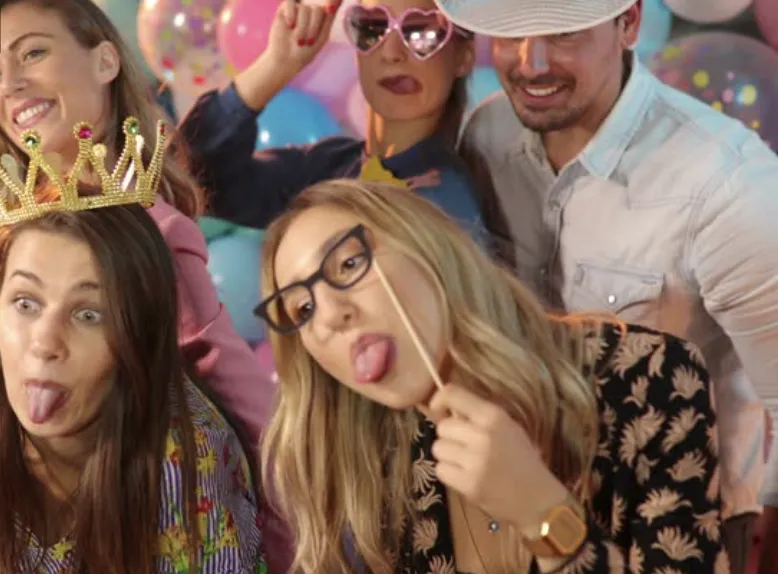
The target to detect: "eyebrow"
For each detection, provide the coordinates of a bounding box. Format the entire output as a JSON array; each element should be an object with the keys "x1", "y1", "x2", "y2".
[
  {"x1": 9, "y1": 269, "x2": 101, "y2": 292},
  {"x1": 2, "y1": 32, "x2": 55, "y2": 53},
  {"x1": 280, "y1": 227, "x2": 354, "y2": 286}
]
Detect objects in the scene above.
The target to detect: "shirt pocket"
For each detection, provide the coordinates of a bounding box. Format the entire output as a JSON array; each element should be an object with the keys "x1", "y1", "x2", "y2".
[{"x1": 567, "y1": 260, "x2": 665, "y2": 323}]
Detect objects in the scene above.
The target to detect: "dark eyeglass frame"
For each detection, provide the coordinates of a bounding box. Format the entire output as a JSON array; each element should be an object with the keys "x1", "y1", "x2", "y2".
[{"x1": 254, "y1": 224, "x2": 372, "y2": 335}]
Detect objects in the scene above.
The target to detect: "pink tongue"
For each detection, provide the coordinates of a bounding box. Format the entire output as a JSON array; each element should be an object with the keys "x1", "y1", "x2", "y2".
[
  {"x1": 26, "y1": 386, "x2": 65, "y2": 424},
  {"x1": 355, "y1": 340, "x2": 391, "y2": 383},
  {"x1": 385, "y1": 76, "x2": 419, "y2": 94}
]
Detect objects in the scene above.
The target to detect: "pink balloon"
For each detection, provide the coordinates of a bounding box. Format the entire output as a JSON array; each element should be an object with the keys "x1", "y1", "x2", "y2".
[
  {"x1": 254, "y1": 342, "x2": 278, "y2": 383},
  {"x1": 290, "y1": 42, "x2": 358, "y2": 112},
  {"x1": 755, "y1": 0, "x2": 778, "y2": 51},
  {"x1": 218, "y1": 0, "x2": 280, "y2": 72}
]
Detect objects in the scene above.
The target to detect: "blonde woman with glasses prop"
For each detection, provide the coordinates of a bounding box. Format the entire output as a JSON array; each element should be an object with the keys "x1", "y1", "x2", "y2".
[{"x1": 256, "y1": 178, "x2": 727, "y2": 574}]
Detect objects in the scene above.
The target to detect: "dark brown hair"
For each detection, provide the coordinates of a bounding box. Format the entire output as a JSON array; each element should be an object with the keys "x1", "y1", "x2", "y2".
[
  {"x1": 0, "y1": 0, "x2": 204, "y2": 218},
  {"x1": 0, "y1": 188, "x2": 199, "y2": 573}
]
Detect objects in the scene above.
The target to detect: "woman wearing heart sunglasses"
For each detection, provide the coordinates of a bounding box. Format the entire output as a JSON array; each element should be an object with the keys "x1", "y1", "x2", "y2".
[{"x1": 176, "y1": 0, "x2": 489, "y2": 247}]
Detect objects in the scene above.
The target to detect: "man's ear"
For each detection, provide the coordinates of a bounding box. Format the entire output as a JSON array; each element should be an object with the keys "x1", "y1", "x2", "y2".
[
  {"x1": 619, "y1": 2, "x2": 642, "y2": 50},
  {"x1": 92, "y1": 41, "x2": 121, "y2": 86}
]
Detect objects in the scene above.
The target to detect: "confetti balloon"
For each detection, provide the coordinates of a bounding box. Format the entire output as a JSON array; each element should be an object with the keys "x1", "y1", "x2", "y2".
[
  {"x1": 138, "y1": 0, "x2": 232, "y2": 94},
  {"x1": 649, "y1": 32, "x2": 778, "y2": 150}
]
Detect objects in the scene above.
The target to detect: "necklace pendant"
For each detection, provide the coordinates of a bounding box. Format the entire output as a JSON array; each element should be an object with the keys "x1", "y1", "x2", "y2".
[{"x1": 488, "y1": 520, "x2": 500, "y2": 533}]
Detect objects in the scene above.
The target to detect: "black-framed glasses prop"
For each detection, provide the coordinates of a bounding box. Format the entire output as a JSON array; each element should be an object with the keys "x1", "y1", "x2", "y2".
[{"x1": 254, "y1": 224, "x2": 373, "y2": 334}]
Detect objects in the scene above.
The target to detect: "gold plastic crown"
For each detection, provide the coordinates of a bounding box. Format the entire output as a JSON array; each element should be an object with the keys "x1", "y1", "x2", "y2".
[{"x1": 0, "y1": 117, "x2": 166, "y2": 226}]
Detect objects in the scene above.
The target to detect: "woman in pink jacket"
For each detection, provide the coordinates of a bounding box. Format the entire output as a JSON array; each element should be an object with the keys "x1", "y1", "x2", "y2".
[{"x1": 0, "y1": 0, "x2": 279, "y2": 519}]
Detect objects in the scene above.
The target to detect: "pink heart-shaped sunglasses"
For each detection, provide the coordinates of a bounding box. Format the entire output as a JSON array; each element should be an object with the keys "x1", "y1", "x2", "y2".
[{"x1": 343, "y1": 5, "x2": 468, "y2": 61}]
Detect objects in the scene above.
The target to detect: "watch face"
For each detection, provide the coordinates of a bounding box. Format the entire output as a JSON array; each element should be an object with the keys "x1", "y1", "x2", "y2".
[{"x1": 547, "y1": 506, "x2": 587, "y2": 555}]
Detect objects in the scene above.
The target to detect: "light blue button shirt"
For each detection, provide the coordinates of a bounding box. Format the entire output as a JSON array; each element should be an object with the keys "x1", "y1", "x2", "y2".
[{"x1": 462, "y1": 53, "x2": 778, "y2": 515}]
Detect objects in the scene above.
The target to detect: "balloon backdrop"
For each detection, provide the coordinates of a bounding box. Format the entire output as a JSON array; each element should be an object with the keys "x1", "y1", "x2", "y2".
[
  {"x1": 207, "y1": 232, "x2": 265, "y2": 343},
  {"x1": 217, "y1": 0, "x2": 276, "y2": 72},
  {"x1": 290, "y1": 42, "x2": 358, "y2": 113},
  {"x1": 636, "y1": 0, "x2": 673, "y2": 62},
  {"x1": 199, "y1": 216, "x2": 237, "y2": 241},
  {"x1": 474, "y1": 35, "x2": 492, "y2": 66},
  {"x1": 253, "y1": 342, "x2": 278, "y2": 384},
  {"x1": 467, "y1": 67, "x2": 502, "y2": 113},
  {"x1": 755, "y1": 0, "x2": 778, "y2": 51},
  {"x1": 138, "y1": 0, "x2": 233, "y2": 94},
  {"x1": 650, "y1": 32, "x2": 778, "y2": 150},
  {"x1": 340, "y1": 83, "x2": 367, "y2": 137},
  {"x1": 256, "y1": 88, "x2": 343, "y2": 149},
  {"x1": 664, "y1": 0, "x2": 752, "y2": 24},
  {"x1": 92, "y1": 0, "x2": 154, "y2": 79}
]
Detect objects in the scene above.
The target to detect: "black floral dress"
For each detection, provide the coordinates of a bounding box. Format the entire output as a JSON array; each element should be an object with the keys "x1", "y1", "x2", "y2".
[{"x1": 396, "y1": 322, "x2": 728, "y2": 573}]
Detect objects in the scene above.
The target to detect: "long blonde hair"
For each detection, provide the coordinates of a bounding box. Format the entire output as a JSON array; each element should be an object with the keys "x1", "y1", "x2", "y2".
[
  {"x1": 260, "y1": 179, "x2": 601, "y2": 573},
  {"x1": 0, "y1": 0, "x2": 204, "y2": 218}
]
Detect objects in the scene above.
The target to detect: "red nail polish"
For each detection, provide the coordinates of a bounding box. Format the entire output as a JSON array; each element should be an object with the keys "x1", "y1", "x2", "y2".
[
  {"x1": 327, "y1": 4, "x2": 337, "y2": 14},
  {"x1": 297, "y1": 39, "x2": 306, "y2": 46},
  {"x1": 289, "y1": 21, "x2": 296, "y2": 29},
  {"x1": 307, "y1": 38, "x2": 316, "y2": 46}
]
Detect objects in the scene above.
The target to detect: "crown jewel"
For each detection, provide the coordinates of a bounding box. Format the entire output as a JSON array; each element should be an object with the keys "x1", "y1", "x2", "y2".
[{"x1": 0, "y1": 117, "x2": 166, "y2": 226}]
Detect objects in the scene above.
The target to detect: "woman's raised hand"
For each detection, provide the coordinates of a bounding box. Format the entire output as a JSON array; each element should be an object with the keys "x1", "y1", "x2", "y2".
[{"x1": 265, "y1": 0, "x2": 343, "y2": 75}]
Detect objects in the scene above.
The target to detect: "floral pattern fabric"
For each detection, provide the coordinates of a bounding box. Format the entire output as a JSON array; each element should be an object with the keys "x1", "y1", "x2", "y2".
[
  {"x1": 21, "y1": 379, "x2": 266, "y2": 573},
  {"x1": 398, "y1": 322, "x2": 729, "y2": 574}
]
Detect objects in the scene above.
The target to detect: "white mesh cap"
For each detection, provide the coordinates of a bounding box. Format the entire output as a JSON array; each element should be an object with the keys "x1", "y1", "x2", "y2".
[{"x1": 434, "y1": 0, "x2": 638, "y2": 38}]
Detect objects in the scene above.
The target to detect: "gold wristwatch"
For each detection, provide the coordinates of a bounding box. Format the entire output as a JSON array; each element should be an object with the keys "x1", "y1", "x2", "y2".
[{"x1": 521, "y1": 495, "x2": 588, "y2": 558}]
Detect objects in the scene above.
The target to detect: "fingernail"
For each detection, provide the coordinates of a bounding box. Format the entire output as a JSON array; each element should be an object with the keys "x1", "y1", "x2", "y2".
[
  {"x1": 289, "y1": 21, "x2": 296, "y2": 29},
  {"x1": 297, "y1": 39, "x2": 306, "y2": 46},
  {"x1": 327, "y1": 4, "x2": 337, "y2": 14},
  {"x1": 307, "y1": 38, "x2": 316, "y2": 46}
]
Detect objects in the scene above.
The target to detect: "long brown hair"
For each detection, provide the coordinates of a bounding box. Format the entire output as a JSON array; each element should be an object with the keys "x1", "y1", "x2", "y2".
[
  {"x1": 260, "y1": 179, "x2": 600, "y2": 573},
  {"x1": 0, "y1": 0, "x2": 204, "y2": 218},
  {"x1": 0, "y1": 193, "x2": 199, "y2": 573}
]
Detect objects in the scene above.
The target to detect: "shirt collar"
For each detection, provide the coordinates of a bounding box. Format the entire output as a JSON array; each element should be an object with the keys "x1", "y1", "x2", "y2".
[
  {"x1": 579, "y1": 53, "x2": 656, "y2": 178},
  {"x1": 519, "y1": 53, "x2": 657, "y2": 179}
]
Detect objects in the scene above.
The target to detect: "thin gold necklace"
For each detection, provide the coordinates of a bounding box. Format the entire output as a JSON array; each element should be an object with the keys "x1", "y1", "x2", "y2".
[{"x1": 457, "y1": 494, "x2": 497, "y2": 574}]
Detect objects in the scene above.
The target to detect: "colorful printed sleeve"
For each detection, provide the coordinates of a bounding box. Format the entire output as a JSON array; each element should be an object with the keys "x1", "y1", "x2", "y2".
[
  {"x1": 158, "y1": 384, "x2": 266, "y2": 573},
  {"x1": 534, "y1": 327, "x2": 728, "y2": 573}
]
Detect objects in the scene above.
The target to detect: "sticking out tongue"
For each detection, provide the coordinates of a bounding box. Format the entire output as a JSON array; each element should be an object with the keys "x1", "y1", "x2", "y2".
[
  {"x1": 26, "y1": 384, "x2": 66, "y2": 425},
  {"x1": 380, "y1": 75, "x2": 421, "y2": 95},
  {"x1": 354, "y1": 339, "x2": 393, "y2": 383}
]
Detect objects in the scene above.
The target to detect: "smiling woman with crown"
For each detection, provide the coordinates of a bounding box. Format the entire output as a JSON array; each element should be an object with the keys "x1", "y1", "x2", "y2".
[
  {"x1": 0, "y1": 3, "x2": 279, "y2": 535},
  {"x1": 0, "y1": 117, "x2": 265, "y2": 573}
]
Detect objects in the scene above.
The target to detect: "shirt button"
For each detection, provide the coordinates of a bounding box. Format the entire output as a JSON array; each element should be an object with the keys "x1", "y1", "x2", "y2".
[
  {"x1": 607, "y1": 294, "x2": 617, "y2": 305},
  {"x1": 540, "y1": 268, "x2": 548, "y2": 276}
]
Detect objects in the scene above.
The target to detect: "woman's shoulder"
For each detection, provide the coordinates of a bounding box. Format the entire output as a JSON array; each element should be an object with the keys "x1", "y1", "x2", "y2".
[
  {"x1": 590, "y1": 320, "x2": 708, "y2": 376},
  {"x1": 586, "y1": 320, "x2": 714, "y2": 422}
]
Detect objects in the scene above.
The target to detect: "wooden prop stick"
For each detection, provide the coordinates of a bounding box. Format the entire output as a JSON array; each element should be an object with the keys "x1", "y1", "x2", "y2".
[{"x1": 372, "y1": 259, "x2": 445, "y2": 390}]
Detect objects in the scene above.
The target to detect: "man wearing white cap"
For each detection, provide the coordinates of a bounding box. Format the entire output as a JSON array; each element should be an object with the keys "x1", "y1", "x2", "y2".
[{"x1": 436, "y1": 0, "x2": 778, "y2": 573}]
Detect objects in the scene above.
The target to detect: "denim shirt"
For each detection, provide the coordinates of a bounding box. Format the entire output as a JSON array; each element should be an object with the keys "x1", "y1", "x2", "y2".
[
  {"x1": 177, "y1": 84, "x2": 485, "y2": 241},
  {"x1": 461, "y1": 53, "x2": 778, "y2": 516}
]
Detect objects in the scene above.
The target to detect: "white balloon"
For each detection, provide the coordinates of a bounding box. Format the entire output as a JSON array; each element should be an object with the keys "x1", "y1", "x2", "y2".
[{"x1": 664, "y1": 0, "x2": 753, "y2": 24}]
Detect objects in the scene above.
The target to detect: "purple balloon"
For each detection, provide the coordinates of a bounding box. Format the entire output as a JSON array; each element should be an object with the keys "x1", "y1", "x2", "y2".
[
  {"x1": 650, "y1": 32, "x2": 778, "y2": 151},
  {"x1": 474, "y1": 35, "x2": 492, "y2": 66}
]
